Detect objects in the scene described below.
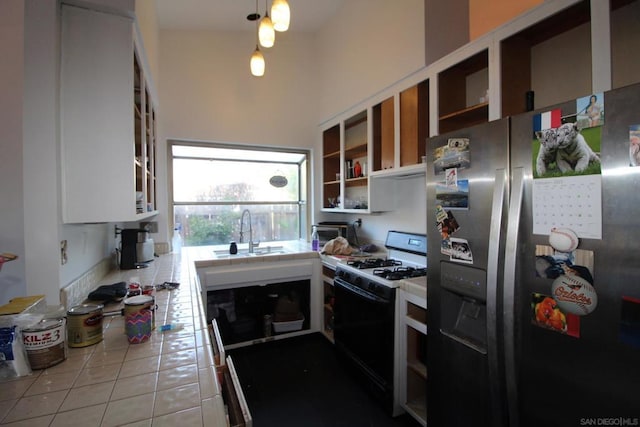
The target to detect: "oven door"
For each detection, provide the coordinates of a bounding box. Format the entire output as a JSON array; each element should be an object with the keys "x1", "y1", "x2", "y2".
[{"x1": 333, "y1": 276, "x2": 395, "y2": 398}]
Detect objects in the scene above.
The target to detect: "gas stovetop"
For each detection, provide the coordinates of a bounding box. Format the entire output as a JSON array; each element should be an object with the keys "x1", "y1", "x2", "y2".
[{"x1": 335, "y1": 231, "x2": 427, "y2": 289}]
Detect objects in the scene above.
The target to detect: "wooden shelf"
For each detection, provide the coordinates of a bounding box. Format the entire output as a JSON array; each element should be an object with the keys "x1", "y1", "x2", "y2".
[
  {"x1": 400, "y1": 80, "x2": 429, "y2": 167},
  {"x1": 408, "y1": 359, "x2": 427, "y2": 380},
  {"x1": 439, "y1": 102, "x2": 489, "y2": 134},
  {"x1": 439, "y1": 102, "x2": 488, "y2": 121},
  {"x1": 345, "y1": 112, "x2": 367, "y2": 129},
  {"x1": 345, "y1": 176, "x2": 367, "y2": 187},
  {"x1": 345, "y1": 143, "x2": 367, "y2": 159},
  {"x1": 405, "y1": 396, "x2": 427, "y2": 427},
  {"x1": 438, "y1": 49, "x2": 488, "y2": 133}
]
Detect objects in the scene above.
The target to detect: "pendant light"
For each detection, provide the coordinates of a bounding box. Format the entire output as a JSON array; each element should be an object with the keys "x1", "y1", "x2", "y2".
[
  {"x1": 249, "y1": 0, "x2": 265, "y2": 76},
  {"x1": 250, "y1": 46, "x2": 265, "y2": 76},
  {"x1": 259, "y1": 0, "x2": 275, "y2": 48},
  {"x1": 270, "y1": 0, "x2": 290, "y2": 32}
]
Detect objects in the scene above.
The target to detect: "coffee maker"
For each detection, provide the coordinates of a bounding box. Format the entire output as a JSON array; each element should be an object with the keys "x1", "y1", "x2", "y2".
[{"x1": 120, "y1": 229, "x2": 154, "y2": 269}]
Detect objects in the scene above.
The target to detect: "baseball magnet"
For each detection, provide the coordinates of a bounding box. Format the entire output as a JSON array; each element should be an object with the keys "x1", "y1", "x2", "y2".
[
  {"x1": 549, "y1": 227, "x2": 579, "y2": 253},
  {"x1": 551, "y1": 273, "x2": 598, "y2": 316}
]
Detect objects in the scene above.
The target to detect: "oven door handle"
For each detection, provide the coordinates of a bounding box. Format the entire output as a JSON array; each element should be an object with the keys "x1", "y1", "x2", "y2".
[{"x1": 334, "y1": 277, "x2": 390, "y2": 304}]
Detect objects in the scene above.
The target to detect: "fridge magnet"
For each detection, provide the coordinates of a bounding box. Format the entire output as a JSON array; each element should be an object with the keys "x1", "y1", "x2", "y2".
[
  {"x1": 550, "y1": 273, "x2": 598, "y2": 316},
  {"x1": 575, "y1": 93, "x2": 604, "y2": 129},
  {"x1": 449, "y1": 237, "x2": 473, "y2": 264},
  {"x1": 435, "y1": 204, "x2": 448, "y2": 224},
  {"x1": 433, "y1": 139, "x2": 470, "y2": 175},
  {"x1": 548, "y1": 227, "x2": 579, "y2": 253},
  {"x1": 436, "y1": 209, "x2": 460, "y2": 240},
  {"x1": 629, "y1": 125, "x2": 640, "y2": 167},
  {"x1": 445, "y1": 167, "x2": 458, "y2": 188},
  {"x1": 535, "y1": 245, "x2": 594, "y2": 285},
  {"x1": 619, "y1": 295, "x2": 640, "y2": 349},
  {"x1": 532, "y1": 293, "x2": 580, "y2": 337},
  {"x1": 435, "y1": 179, "x2": 469, "y2": 209},
  {"x1": 436, "y1": 205, "x2": 460, "y2": 256},
  {"x1": 532, "y1": 121, "x2": 602, "y2": 178},
  {"x1": 441, "y1": 238, "x2": 452, "y2": 256}
]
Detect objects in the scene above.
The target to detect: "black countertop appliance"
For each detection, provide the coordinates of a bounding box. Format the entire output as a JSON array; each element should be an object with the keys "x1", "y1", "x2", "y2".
[{"x1": 120, "y1": 228, "x2": 153, "y2": 270}]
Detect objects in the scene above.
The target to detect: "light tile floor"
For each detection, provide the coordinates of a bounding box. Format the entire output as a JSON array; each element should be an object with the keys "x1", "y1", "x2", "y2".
[{"x1": 0, "y1": 254, "x2": 223, "y2": 426}]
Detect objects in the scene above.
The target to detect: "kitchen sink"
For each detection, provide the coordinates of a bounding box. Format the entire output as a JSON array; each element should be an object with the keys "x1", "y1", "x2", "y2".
[{"x1": 213, "y1": 245, "x2": 287, "y2": 257}]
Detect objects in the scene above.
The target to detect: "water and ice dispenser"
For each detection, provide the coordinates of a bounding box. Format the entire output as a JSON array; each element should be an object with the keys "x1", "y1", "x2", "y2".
[{"x1": 439, "y1": 261, "x2": 488, "y2": 354}]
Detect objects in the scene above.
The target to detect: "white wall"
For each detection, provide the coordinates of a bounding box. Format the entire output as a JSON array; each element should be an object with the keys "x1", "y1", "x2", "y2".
[
  {"x1": 0, "y1": 0, "x2": 27, "y2": 303},
  {"x1": 0, "y1": 0, "x2": 132, "y2": 306},
  {"x1": 358, "y1": 175, "x2": 428, "y2": 244},
  {"x1": 157, "y1": 29, "x2": 320, "y2": 243},
  {"x1": 157, "y1": 0, "x2": 427, "y2": 246},
  {"x1": 315, "y1": 0, "x2": 425, "y2": 121},
  {"x1": 135, "y1": 0, "x2": 160, "y2": 93},
  {"x1": 23, "y1": 0, "x2": 64, "y2": 304}
]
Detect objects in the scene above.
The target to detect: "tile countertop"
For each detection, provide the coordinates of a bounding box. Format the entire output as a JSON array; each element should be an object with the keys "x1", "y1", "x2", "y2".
[
  {"x1": 0, "y1": 240, "x2": 423, "y2": 426},
  {"x1": 0, "y1": 251, "x2": 227, "y2": 427},
  {"x1": 400, "y1": 276, "x2": 427, "y2": 301},
  {"x1": 190, "y1": 239, "x2": 318, "y2": 268}
]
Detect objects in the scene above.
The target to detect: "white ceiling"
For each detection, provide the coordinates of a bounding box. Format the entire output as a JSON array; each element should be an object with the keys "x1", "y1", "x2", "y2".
[{"x1": 154, "y1": 0, "x2": 345, "y2": 32}]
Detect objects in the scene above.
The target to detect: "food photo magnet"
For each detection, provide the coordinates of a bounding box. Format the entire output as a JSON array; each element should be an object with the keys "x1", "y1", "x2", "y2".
[{"x1": 531, "y1": 293, "x2": 580, "y2": 338}]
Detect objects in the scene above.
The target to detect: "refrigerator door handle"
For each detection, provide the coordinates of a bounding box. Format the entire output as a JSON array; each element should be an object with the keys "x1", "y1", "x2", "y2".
[
  {"x1": 504, "y1": 166, "x2": 525, "y2": 427},
  {"x1": 487, "y1": 168, "x2": 507, "y2": 426}
]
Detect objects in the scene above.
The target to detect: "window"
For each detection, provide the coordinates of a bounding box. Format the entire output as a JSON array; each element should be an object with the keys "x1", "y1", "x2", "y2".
[{"x1": 170, "y1": 142, "x2": 309, "y2": 247}]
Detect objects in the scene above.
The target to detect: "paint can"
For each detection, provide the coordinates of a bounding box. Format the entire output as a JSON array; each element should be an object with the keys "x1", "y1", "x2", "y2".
[
  {"x1": 67, "y1": 304, "x2": 104, "y2": 348},
  {"x1": 22, "y1": 318, "x2": 67, "y2": 370},
  {"x1": 123, "y1": 295, "x2": 154, "y2": 344}
]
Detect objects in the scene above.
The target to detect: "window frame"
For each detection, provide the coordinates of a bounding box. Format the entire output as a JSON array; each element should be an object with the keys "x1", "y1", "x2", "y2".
[{"x1": 167, "y1": 140, "x2": 311, "y2": 246}]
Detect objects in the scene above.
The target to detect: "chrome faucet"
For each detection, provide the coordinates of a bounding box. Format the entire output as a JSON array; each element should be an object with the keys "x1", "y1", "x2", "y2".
[{"x1": 239, "y1": 209, "x2": 259, "y2": 253}]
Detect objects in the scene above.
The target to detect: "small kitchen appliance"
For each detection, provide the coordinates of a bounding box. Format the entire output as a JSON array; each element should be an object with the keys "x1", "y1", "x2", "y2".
[
  {"x1": 120, "y1": 229, "x2": 154, "y2": 270},
  {"x1": 333, "y1": 230, "x2": 426, "y2": 416},
  {"x1": 315, "y1": 221, "x2": 360, "y2": 247}
]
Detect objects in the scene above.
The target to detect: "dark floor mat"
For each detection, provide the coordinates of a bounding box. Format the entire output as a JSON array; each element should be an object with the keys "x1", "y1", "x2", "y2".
[{"x1": 228, "y1": 333, "x2": 422, "y2": 427}]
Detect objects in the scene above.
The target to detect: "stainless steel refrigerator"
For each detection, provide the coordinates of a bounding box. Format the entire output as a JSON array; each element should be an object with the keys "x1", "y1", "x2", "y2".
[{"x1": 426, "y1": 82, "x2": 640, "y2": 427}]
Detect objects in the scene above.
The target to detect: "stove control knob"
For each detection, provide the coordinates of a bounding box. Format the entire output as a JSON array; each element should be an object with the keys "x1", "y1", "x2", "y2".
[{"x1": 354, "y1": 277, "x2": 362, "y2": 286}]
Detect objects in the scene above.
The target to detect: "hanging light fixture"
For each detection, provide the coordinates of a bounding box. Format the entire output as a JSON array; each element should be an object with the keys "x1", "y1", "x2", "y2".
[
  {"x1": 270, "y1": 0, "x2": 290, "y2": 32},
  {"x1": 259, "y1": 0, "x2": 275, "y2": 48},
  {"x1": 249, "y1": 0, "x2": 265, "y2": 76},
  {"x1": 250, "y1": 46, "x2": 265, "y2": 76}
]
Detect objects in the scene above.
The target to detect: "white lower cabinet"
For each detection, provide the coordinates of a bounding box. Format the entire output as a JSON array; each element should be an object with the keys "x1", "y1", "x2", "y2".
[
  {"x1": 211, "y1": 319, "x2": 253, "y2": 426},
  {"x1": 397, "y1": 289, "x2": 427, "y2": 426}
]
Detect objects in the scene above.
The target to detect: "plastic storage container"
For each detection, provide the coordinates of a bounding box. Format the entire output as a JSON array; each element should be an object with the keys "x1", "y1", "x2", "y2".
[
  {"x1": 311, "y1": 226, "x2": 319, "y2": 251},
  {"x1": 172, "y1": 226, "x2": 182, "y2": 254}
]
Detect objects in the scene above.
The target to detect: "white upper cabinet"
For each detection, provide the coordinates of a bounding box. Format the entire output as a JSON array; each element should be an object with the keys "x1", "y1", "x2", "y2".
[{"x1": 60, "y1": 4, "x2": 157, "y2": 223}]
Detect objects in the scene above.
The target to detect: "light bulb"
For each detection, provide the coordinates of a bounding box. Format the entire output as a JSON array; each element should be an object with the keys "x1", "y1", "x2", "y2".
[
  {"x1": 250, "y1": 46, "x2": 265, "y2": 76},
  {"x1": 259, "y1": 14, "x2": 275, "y2": 48},
  {"x1": 270, "y1": 0, "x2": 290, "y2": 32}
]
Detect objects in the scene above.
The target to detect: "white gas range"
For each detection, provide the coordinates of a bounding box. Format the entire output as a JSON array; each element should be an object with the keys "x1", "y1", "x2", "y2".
[{"x1": 331, "y1": 231, "x2": 426, "y2": 416}]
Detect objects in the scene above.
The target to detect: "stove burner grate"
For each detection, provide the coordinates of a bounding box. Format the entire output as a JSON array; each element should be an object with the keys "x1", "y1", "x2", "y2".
[
  {"x1": 372, "y1": 266, "x2": 427, "y2": 281},
  {"x1": 347, "y1": 258, "x2": 402, "y2": 269}
]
